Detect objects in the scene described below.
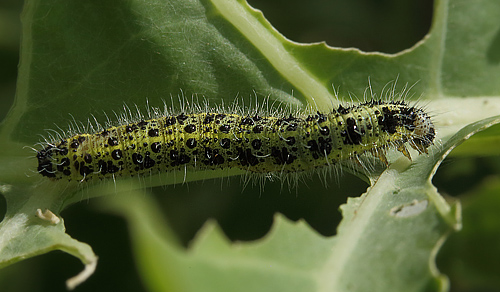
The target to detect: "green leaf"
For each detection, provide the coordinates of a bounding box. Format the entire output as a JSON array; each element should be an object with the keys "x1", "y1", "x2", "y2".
[
  {"x1": 1, "y1": 0, "x2": 500, "y2": 290},
  {"x1": 0, "y1": 184, "x2": 97, "y2": 290}
]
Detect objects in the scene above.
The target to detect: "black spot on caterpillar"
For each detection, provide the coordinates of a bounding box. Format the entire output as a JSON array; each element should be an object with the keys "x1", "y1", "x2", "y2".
[{"x1": 36, "y1": 99, "x2": 435, "y2": 183}]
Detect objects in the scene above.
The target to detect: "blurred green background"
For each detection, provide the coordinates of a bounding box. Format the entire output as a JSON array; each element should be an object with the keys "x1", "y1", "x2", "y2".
[{"x1": 3, "y1": 1, "x2": 498, "y2": 292}]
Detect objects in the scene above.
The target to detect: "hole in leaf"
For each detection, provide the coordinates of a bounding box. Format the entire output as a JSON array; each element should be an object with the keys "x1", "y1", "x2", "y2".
[
  {"x1": 154, "y1": 173, "x2": 368, "y2": 247},
  {"x1": 247, "y1": 0, "x2": 433, "y2": 53}
]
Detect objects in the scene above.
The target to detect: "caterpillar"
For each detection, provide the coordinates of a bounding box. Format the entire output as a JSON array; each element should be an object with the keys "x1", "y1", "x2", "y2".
[{"x1": 36, "y1": 99, "x2": 435, "y2": 183}]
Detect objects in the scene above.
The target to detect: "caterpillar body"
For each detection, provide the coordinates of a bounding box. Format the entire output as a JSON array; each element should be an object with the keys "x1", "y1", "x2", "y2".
[{"x1": 36, "y1": 100, "x2": 435, "y2": 183}]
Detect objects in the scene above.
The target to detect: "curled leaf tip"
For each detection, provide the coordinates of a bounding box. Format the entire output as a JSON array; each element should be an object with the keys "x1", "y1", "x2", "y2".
[{"x1": 66, "y1": 257, "x2": 98, "y2": 290}]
